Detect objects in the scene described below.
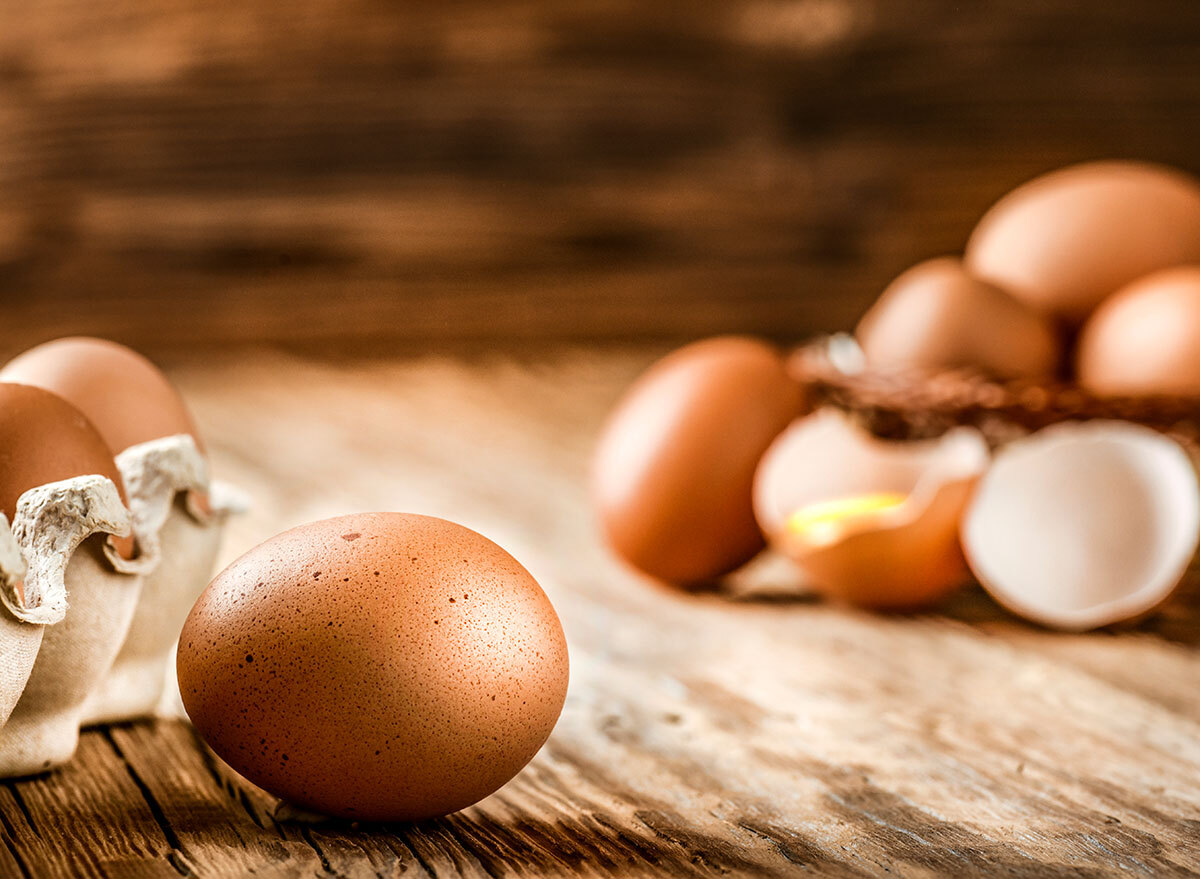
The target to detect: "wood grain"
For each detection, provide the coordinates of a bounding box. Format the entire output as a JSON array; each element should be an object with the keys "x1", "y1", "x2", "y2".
[
  {"x1": 3, "y1": 348, "x2": 1199, "y2": 877},
  {"x1": 3, "y1": 1, "x2": 1200, "y2": 354}
]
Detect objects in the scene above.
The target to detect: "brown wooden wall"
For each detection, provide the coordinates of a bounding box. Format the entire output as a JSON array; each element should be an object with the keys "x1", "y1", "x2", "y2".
[{"x1": 2, "y1": 0, "x2": 1200, "y2": 357}]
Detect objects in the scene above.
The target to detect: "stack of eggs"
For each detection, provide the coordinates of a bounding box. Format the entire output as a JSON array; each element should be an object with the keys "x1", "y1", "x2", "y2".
[
  {"x1": 0, "y1": 337, "x2": 240, "y2": 776},
  {"x1": 593, "y1": 160, "x2": 1200, "y2": 632}
]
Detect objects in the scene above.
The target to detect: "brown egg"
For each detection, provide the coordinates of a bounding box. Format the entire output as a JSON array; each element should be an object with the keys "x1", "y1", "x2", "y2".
[
  {"x1": 1076, "y1": 266, "x2": 1200, "y2": 397},
  {"x1": 856, "y1": 257, "x2": 1060, "y2": 379},
  {"x1": 966, "y1": 161, "x2": 1200, "y2": 322},
  {"x1": 178, "y1": 513, "x2": 568, "y2": 822},
  {"x1": 0, "y1": 382, "x2": 130, "y2": 524},
  {"x1": 0, "y1": 337, "x2": 202, "y2": 454},
  {"x1": 591, "y1": 336, "x2": 804, "y2": 584}
]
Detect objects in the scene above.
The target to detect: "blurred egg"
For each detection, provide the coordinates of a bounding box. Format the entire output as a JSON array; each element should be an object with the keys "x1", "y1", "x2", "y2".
[
  {"x1": 856, "y1": 257, "x2": 1060, "y2": 379},
  {"x1": 1076, "y1": 266, "x2": 1200, "y2": 397},
  {"x1": 753, "y1": 410, "x2": 989, "y2": 609},
  {"x1": 592, "y1": 336, "x2": 804, "y2": 584},
  {"x1": 0, "y1": 337, "x2": 203, "y2": 454},
  {"x1": 962, "y1": 422, "x2": 1199, "y2": 631},
  {"x1": 178, "y1": 513, "x2": 568, "y2": 822},
  {"x1": 965, "y1": 161, "x2": 1200, "y2": 322}
]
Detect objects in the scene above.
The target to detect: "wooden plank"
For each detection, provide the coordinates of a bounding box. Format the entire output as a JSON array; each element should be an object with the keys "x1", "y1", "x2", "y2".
[
  {"x1": 1, "y1": 349, "x2": 1199, "y2": 876},
  {"x1": 3, "y1": 1, "x2": 1200, "y2": 353},
  {"x1": 0, "y1": 732, "x2": 174, "y2": 878}
]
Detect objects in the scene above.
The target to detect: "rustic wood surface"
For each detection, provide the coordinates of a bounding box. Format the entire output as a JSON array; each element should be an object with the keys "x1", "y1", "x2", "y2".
[
  {"x1": 1, "y1": 347, "x2": 1198, "y2": 877},
  {"x1": 4, "y1": 1, "x2": 1200, "y2": 354}
]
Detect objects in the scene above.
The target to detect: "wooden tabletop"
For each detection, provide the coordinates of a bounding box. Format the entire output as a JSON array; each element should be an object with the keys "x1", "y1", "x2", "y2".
[{"x1": 3, "y1": 348, "x2": 1199, "y2": 878}]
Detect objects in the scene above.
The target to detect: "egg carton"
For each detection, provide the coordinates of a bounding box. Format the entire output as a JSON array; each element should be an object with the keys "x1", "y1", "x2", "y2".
[
  {"x1": 0, "y1": 435, "x2": 244, "y2": 777},
  {"x1": 791, "y1": 334, "x2": 1200, "y2": 448}
]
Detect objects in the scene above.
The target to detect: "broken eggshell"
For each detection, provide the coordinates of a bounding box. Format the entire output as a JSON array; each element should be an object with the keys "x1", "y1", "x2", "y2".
[
  {"x1": 82, "y1": 435, "x2": 245, "y2": 725},
  {"x1": 0, "y1": 475, "x2": 140, "y2": 776},
  {"x1": 753, "y1": 410, "x2": 990, "y2": 609},
  {"x1": 961, "y1": 421, "x2": 1200, "y2": 631}
]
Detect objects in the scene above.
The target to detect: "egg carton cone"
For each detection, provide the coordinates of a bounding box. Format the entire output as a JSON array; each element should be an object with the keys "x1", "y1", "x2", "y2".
[
  {"x1": 0, "y1": 514, "x2": 46, "y2": 731},
  {"x1": 82, "y1": 436, "x2": 248, "y2": 726},
  {"x1": 0, "y1": 475, "x2": 141, "y2": 777},
  {"x1": 792, "y1": 334, "x2": 1200, "y2": 447}
]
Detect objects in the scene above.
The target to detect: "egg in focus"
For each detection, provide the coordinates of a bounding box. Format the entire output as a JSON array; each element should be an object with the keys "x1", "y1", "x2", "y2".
[
  {"x1": 965, "y1": 161, "x2": 1200, "y2": 323},
  {"x1": 591, "y1": 336, "x2": 804, "y2": 585},
  {"x1": 178, "y1": 512, "x2": 568, "y2": 823},
  {"x1": 0, "y1": 383, "x2": 130, "y2": 523},
  {"x1": 1076, "y1": 266, "x2": 1200, "y2": 397},
  {"x1": 753, "y1": 410, "x2": 989, "y2": 609},
  {"x1": 0, "y1": 337, "x2": 203, "y2": 455},
  {"x1": 856, "y1": 257, "x2": 1060, "y2": 379}
]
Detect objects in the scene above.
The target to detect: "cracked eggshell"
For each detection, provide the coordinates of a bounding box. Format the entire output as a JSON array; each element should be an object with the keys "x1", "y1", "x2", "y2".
[
  {"x1": 592, "y1": 336, "x2": 805, "y2": 585},
  {"x1": 0, "y1": 475, "x2": 140, "y2": 776},
  {"x1": 178, "y1": 513, "x2": 569, "y2": 822},
  {"x1": 965, "y1": 161, "x2": 1200, "y2": 323},
  {"x1": 855, "y1": 257, "x2": 1060, "y2": 380},
  {"x1": 961, "y1": 421, "x2": 1200, "y2": 631},
  {"x1": 753, "y1": 410, "x2": 990, "y2": 609}
]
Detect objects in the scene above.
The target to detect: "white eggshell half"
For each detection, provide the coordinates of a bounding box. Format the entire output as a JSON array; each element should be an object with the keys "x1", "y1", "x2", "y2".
[
  {"x1": 754, "y1": 409, "x2": 990, "y2": 538},
  {"x1": 752, "y1": 409, "x2": 990, "y2": 608},
  {"x1": 961, "y1": 421, "x2": 1200, "y2": 631}
]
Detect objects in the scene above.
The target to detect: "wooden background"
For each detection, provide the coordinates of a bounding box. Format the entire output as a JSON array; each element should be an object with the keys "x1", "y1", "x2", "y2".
[{"x1": 3, "y1": 0, "x2": 1200, "y2": 356}]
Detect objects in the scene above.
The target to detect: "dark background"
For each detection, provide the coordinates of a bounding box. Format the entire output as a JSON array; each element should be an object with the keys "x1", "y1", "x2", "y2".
[{"x1": 2, "y1": 0, "x2": 1200, "y2": 358}]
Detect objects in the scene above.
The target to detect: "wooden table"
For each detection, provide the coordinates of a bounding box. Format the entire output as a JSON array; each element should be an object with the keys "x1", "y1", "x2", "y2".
[{"x1": 2, "y1": 348, "x2": 1199, "y2": 878}]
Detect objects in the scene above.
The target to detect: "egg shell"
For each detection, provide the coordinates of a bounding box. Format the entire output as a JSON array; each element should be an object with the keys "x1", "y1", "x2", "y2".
[
  {"x1": 0, "y1": 383, "x2": 135, "y2": 562},
  {"x1": 592, "y1": 336, "x2": 804, "y2": 584},
  {"x1": 965, "y1": 161, "x2": 1200, "y2": 322},
  {"x1": 178, "y1": 512, "x2": 568, "y2": 822},
  {"x1": 1076, "y1": 266, "x2": 1200, "y2": 397},
  {"x1": 856, "y1": 257, "x2": 1060, "y2": 379},
  {"x1": 0, "y1": 383, "x2": 130, "y2": 520},
  {"x1": 961, "y1": 421, "x2": 1200, "y2": 631},
  {"x1": 754, "y1": 410, "x2": 989, "y2": 609},
  {"x1": 0, "y1": 337, "x2": 203, "y2": 455}
]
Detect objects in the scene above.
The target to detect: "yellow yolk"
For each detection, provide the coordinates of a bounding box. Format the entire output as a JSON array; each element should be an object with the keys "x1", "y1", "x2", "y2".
[{"x1": 785, "y1": 492, "x2": 908, "y2": 543}]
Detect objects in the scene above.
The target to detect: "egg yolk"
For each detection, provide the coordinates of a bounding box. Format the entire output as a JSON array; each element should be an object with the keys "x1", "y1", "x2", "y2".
[{"x1": 785, "y1": 492, "x2": 908, "y2": 543}]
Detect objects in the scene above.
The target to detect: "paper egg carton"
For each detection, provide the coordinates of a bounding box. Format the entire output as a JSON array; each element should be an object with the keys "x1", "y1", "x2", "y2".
[{"x1": 0, "y1": 435, "x2": 244, "y2": 777}]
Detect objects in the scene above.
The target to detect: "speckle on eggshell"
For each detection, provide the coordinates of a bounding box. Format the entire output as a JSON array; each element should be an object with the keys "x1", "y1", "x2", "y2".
[{"x1": 177, "y1": 512, "x2": 569, "y2": 823}]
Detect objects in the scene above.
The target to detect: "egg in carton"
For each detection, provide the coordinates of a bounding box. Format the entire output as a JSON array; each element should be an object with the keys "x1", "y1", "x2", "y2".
[
  {"x1": 0, "y1": 337, "x2": 246, "y2": 726},
  {"x1": 0, "y1": 384, "x2": 143, "y2": 777}
]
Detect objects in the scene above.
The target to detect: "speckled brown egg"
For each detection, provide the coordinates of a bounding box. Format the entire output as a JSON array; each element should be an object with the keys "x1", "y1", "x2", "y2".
[
  {"x1": 591, "y1": 337, "x2": 805, "y2": 585},
  {"x1": 0, "y1": 382, "x2": 134, "y2": 557},
  {"x1": 177, "y1": 512, "x2": 569, "y2": 823},
  {"x1": 0, "y1": 337, "x2": 203, "y2": 454}
]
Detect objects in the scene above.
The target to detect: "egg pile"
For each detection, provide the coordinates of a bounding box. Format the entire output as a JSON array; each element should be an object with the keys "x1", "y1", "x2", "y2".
[
  {"x1": 593, "y1": 160, "x2": 1200, "y2": 631},
  {"x1": 0, "y1": 337, "x2": 240, "y2": 776}
]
